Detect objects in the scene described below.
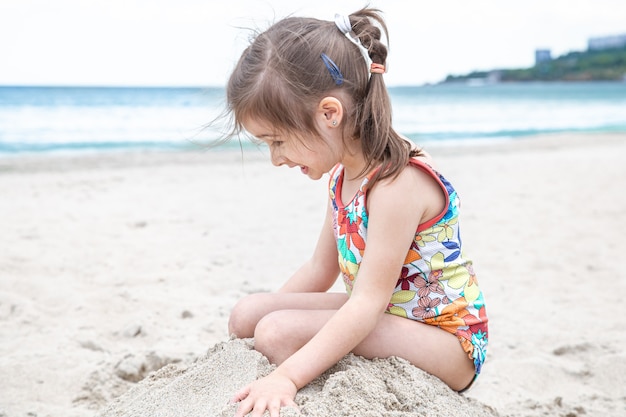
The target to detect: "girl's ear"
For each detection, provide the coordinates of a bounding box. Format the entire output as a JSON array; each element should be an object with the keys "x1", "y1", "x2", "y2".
[{"x1": 317, "y1": 97, "x2": 344, "y2": 128}]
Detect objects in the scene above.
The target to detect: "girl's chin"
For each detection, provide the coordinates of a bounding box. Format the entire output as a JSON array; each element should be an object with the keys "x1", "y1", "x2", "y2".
[{"x1": 301, "y1": 166, "x2": 325, "y2": 180}]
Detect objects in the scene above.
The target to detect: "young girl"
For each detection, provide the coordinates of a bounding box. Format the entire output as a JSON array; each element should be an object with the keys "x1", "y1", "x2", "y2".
[{"x1": 223, "y1": 7, "x2": 488, "y2": 417}]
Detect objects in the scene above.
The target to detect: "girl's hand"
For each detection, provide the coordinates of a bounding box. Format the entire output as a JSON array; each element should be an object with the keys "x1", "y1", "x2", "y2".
[{"x1": 231, "y1": 372, "x2": 299, "y2": 417}]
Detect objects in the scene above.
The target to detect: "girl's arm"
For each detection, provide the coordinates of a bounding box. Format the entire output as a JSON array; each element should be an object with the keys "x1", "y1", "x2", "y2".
[
  {"x1": 278, "y1": 200, "x2": 340, "y2": 293},
  {"x1": 233, "y1": 166, "x2": 444, "y2": 416},
  {"x1": 273, "y1": 167, "x2": 434, "y2": 386}
]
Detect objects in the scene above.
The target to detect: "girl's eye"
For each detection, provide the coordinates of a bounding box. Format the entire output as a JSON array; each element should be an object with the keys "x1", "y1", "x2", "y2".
[{"x1": 271, "y1": 140, "x2": 283, "y2": 147}]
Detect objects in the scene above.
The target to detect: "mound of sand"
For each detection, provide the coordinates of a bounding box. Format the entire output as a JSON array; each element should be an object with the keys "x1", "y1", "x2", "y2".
[{"x1": 97, "y1": 338, "x2": 499, "y2": 417}]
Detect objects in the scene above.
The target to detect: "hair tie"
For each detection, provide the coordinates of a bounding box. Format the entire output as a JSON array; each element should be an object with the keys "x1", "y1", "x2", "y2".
[
  {"x1": 334, "y1": 14, "x2": 351, "y2": 34},
  {"x1": 334, "y1": 13, "x2": 373, "y2": 72},
  {"x1": 370, "y1": 63, "x2": 385, "y2": 74}
]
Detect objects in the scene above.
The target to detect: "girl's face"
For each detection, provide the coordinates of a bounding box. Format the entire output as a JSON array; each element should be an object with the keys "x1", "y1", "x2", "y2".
[{"x1": 243, "y1": 117, "x2": 343, "y2": 180}]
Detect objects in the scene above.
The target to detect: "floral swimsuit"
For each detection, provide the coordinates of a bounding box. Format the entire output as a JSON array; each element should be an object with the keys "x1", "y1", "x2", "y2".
[{"x1": 329, "y1": 158, "x2": 489, "y2": 377}]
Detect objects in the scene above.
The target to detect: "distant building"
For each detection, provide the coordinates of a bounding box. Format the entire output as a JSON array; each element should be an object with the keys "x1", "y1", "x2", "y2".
[
  {"x1": 588, "y1": 34, "x2": 626, "y2": 51},
  {"x1": 487, "y1": 70, "x2": 502, "y2": 83},
  {"x1": 535, "y1": 49, "x2": 552, "y2": 65}
]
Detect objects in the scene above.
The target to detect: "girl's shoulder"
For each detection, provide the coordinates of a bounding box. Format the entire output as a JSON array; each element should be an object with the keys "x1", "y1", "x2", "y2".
[
  {"x1": 371, "y1": 161, "x2": 438, "y2": 197},
  {"x1": 409, "y1": 150, "x2": 437, "y2": 172},
  {"x1": 368, "y1": 156, "x2": 448, "y2": 222},
  {"x1": 372, "y1": 147, "x2": 440, "y2": 194}
]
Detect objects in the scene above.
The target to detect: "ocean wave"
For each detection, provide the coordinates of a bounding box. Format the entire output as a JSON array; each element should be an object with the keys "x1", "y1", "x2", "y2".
[{"x1": 1, "y1": 84, "x2": 625, "y2": 155}]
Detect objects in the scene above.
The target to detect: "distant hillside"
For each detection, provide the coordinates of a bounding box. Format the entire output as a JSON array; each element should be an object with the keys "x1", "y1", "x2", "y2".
[{"x1": 445, "y1": 46, "x2": 626, "y2": 83}]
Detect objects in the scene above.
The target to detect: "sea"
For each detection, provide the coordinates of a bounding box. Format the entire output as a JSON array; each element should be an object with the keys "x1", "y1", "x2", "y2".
[{"x1": 0, "y1": 82, "x2": 625, "y2": 156}]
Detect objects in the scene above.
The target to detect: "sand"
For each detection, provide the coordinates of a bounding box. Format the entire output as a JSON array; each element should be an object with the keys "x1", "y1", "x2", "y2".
[{"x1": 1, "y1": 133, "x2": 625, "y2": 417}]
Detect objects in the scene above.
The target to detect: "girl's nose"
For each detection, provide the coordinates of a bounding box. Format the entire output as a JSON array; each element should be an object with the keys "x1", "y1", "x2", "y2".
[{"x1": 270, "y1": 148, "x2": 284, "y2": 167}]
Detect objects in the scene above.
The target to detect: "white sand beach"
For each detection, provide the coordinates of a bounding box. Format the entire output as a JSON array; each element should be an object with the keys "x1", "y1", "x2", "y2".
[{"x1": 1, "y1": 133, "x2": 625, "y2": 416}]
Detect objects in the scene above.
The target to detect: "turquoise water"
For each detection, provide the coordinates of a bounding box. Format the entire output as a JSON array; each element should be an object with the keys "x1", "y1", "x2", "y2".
[
  {"x1": 0, "y1": 82, "x2": 625, "y2": 154},
  {"x1": 394, "y1": 82, "x2": 626, "y2": 143}
]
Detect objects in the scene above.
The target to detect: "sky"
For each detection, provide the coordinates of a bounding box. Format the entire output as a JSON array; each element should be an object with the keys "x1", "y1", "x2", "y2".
[{"x1": 1, "y1": 0, "x2": 625, "y2": 87}]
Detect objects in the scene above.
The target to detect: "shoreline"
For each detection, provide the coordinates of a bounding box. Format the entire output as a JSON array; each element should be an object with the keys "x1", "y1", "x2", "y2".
[
  {"x1": 1, "y1": 131, "x2": 624, "y2": 173},
  {"x1": 1, "y1": 132, "x2": 625, "y2": 416}
]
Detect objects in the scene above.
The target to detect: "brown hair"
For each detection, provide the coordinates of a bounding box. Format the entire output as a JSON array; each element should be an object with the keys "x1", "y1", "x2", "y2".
[{"x1": 223, "y1": 7, "x2": 421, "y2": 183}]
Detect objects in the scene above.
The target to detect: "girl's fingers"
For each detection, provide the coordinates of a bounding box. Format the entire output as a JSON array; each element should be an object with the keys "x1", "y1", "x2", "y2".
[
  {"x1": 230, "y1": 385, "x2": 250, "y2": 404},
  {"x1": 233, "y1": 395, "x2": 299, "y2": 417},
  {"x1": 250, "y1": 399, "x2": 268, "y2": 417},
  {"x1": 268, "y1": 398, "x2": 281, "y2": 417},
  {"x1": 234, "y1": 397, "x2": 255, "y2": 417}
]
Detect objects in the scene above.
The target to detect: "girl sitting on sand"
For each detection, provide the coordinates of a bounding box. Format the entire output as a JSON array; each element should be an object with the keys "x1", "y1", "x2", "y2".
[{"x1": 224, "y1": 7, "x2": 488, "y2": 417}]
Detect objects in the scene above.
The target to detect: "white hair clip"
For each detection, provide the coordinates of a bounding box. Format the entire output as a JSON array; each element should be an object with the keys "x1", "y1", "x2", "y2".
[{"x1": 334, "y1": 13, "x2": 373, "y2": 72}]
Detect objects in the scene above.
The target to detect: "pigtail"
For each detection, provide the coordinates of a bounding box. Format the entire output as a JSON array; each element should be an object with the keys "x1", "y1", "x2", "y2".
[{"x1": 348, "y1": 9, "x2": 422, "y2": 184}]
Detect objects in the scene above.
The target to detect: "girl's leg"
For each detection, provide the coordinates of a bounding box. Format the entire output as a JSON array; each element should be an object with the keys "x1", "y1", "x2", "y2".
[
  {"x1": 253, "y1": 309, "x2": 475, "y2": 392},
  {"x1": 227, "y1": 292, "x2": 348, "y2": 338}
]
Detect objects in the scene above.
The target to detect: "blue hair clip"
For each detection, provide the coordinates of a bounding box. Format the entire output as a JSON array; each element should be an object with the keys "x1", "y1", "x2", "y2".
[{"x1": 321, "y1": 53, "x2": 344, "y2": 85}]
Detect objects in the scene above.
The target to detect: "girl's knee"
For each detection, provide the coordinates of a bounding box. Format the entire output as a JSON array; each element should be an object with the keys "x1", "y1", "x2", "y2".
[
  {"x1": 254, "y1": 311, "x2": 289, "y2": 343},
  {"x1": 228, "y1": 293, "x2": 263, "y2": 338},
  {"x1": 253, "y1": 310, "x2": 292, "y2": 361},
  {"x1": 228, "y1": 292, "x2": 278, "y2": 338},
  {"x1": 227, "y1": 300, "x2": 246, "y2": 338}
]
